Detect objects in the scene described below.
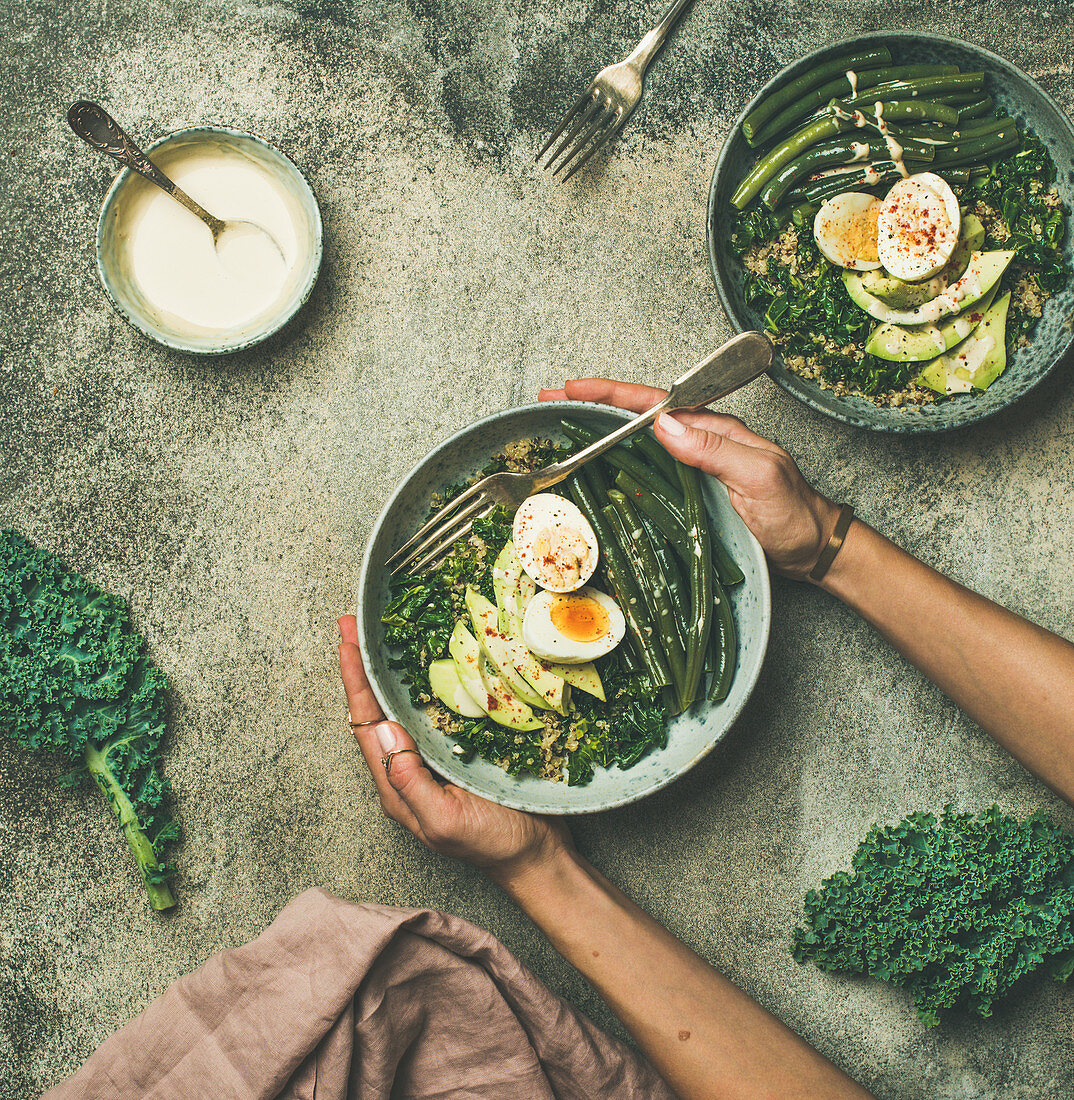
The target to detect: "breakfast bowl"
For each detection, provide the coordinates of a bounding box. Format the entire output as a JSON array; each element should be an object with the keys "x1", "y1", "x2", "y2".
[
  {"x1": 356, "y1": 401, "x2": 772, "y2": 815},
  {"x1": 708, "y1": 32, "x2": 1074, "y2": 433},
  {"x1": 96, "y1": 126, "x2": 322, "y2": 355}
]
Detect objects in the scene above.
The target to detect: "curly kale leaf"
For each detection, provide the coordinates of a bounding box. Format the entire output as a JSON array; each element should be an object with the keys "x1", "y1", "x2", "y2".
[
  {"x1": 793, "y1": 806, "x2": 1074, "y2": 1025},
  {"x1": 0, "y1": 528, "x2": 179, "y2": 909},
  {"x1": 963, "y1": 130, "x2": 1069, "y2": 291}
]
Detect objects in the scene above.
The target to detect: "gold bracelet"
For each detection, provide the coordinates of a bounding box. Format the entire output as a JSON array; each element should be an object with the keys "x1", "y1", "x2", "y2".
[{"x1": 808, "y1": 503, "x2": 855, "y2": 583}]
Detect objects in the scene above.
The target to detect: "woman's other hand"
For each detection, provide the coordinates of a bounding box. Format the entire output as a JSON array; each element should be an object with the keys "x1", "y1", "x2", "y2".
[
  {"x1": 539, "y1": 378, "x2": 840, "y2": 580},
  {"x1": 338, "y1": 615, "x2": 571, "y2": 885}
]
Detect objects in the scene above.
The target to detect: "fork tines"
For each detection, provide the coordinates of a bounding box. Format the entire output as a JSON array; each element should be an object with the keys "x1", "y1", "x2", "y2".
[
  {"x1": 386, "y1": 486, "x2": 496, "y2": 577},
  {"x1": 536, "y1": 88, "x2": 623, "y2": 182}
]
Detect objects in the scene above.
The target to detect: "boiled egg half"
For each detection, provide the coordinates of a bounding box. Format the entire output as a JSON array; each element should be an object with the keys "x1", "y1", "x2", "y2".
[
  {"x1": 513, "y1": 493, "x2": 598, "y2": 593},
  {"x1": 522, "y1": 586, "x2": 626, "y2": 664},
  {"x1": 876, "y1": 172, "x2": 961, "y2": 282},
  {"x1": 813, "y1": 192, "x2": 882, "y2": 270}
]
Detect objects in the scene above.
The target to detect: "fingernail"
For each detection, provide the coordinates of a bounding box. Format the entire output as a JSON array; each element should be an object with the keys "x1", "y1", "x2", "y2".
[
  {"x1": 375, "y1": 723, "x2": 397, "y2": 752},
  {"x1": 657, "y1": 412, "x2": 686, "y2": 437}
]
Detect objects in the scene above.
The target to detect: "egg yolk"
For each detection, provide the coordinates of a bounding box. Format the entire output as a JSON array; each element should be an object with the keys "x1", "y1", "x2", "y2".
[{"x1": 550, "y1": 594, "x2": 610, "y2": 643}]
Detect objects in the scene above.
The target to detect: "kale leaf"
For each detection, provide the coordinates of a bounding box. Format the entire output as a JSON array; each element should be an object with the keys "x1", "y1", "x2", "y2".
[
  {"x1": 793, "y1": 806, "x2": 1074, "y2": 1025},
  {"x1": 0, "y1": 528, "x2": 180, "y2": 909}
]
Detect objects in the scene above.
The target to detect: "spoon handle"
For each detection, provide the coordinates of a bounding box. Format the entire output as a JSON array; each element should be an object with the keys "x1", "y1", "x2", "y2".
[{"x1": 67, "y1": 101, "x2": 224, "y2": 235}]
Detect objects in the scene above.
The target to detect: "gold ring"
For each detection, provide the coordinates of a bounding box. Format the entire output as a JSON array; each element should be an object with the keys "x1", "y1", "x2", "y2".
[
  {"x1": 349, "y1": 720, "x2": 379, "y2": 730},
  {"x1": 382, "y1": 748, "x2": 422, "y2": 778}
]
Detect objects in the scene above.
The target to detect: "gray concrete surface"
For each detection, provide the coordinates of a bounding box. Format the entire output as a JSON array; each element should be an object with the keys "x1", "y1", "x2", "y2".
[{"x1": 2, "y1": 0, "x2": 1074, "y2": 1096}]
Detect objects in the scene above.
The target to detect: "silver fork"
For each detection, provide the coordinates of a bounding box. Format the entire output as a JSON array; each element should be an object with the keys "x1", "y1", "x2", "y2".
[
  {"x1": 386, "y1": 330, "x2": 772, "y2": 577},
  {"x1": 536, "y1": 0, "x2": 695, "y2": 181}
]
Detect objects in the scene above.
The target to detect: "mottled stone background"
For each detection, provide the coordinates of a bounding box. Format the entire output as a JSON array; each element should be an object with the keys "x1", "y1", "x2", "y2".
[{"x1": 2, "y1": 1, "x2": 1074, "y2": 1096}]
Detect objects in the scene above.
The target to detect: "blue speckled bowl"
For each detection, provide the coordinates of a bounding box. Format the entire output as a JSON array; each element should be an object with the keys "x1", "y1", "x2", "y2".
[
  {"x1": 708, "y1": 32, "x2": 1074, "y2": 433},
  {"x1": 357, "y1": 402, "x2": 772, "y2": 815}
]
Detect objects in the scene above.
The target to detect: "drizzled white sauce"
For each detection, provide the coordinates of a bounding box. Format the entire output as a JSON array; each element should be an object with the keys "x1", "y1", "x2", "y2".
[
  {"x1": 874, "y1": 102, "x2": 909, "y2": 178},
  {"x1": 846, "y1": 69, "x2": 859, "y2": 97},
  {"x1": 849, "y1": 142, "x2": 870, "y2": 163}
]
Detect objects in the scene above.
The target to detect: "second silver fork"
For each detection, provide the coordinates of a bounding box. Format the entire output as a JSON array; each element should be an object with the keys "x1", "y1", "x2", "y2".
[{"x1": 536, "y1": 0, "x2": 696, "y2": 181}]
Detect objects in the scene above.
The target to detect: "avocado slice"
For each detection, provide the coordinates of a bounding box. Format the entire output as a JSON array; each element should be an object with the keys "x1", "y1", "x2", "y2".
[
  {"x1": 448, "y1": 622, "x2": 494, "y2": 712},
  {"x1": 429, "y1": 658, "x2": 487, "y2": 717},
  {"x1": 467, "y1": 587, "x2": 568, "y2": 713},
  {"x1": 865, "y1": 283, "x2": 999, "y2": 362},
  {"x1": 917, "y1": 292, "x2": 1011, "y2": 395},
  {"x1": 861, "y1": 214, "x2": 984, "y2": 308},
  {"x1": 547, "y1": 662, "x2": 606, "y2": 701},
  {"x1": 448, "y1": 620, "x2": 543, "y2": 731},
  {"x1": 477, "y1": 656, "x2": 544, "y2": 732},
  {"x1": 492, "y1": 542, "x2": 523, "y2": 636},
  {"x1": 844, "y1": 250, "x2": 1014, "y2": 325}
]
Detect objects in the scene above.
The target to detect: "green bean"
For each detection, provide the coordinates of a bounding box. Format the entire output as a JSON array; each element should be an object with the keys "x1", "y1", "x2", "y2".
[
  {"x1": 567, "y1": 471, "x2": 649, "y2": 676},
  {"x1": 678, "y1": 462, "x2": 713, "y2": 708},
  {"x1": 930, "y1": 126, "x2": 1019, "y2": 168},
  {"x1": 888, "y1": 123, "x2": 962, "y2": 143},
  {"x1": 560, "y1": 420, "x2": 682, "y2": 504},
  {"x1": 957, "y1": 96, "x2": 993, "y2": 121},
  {"x1": 940, "y1": 91, "x2": 989, "y2": 107},
  {"x1": 627, "y1": 430, "x2": 678, "y2": 483},
  {"x1": 935, "y1": 168, "x2": 971, "y2": 185},
  {"x1": 732, "y1": 116, "x2": 844, "y2": 209},
  {"x1": 957, "y1": 116, "x2": 1015, "y2": 141},
  {"x1": 707, "y1": 579, "x2": 737, "y2": 702},
  {"x1": 639, "y1": 513, "x2": 690, "y2": 640},
  {"x1": 783, "y1": 161, "x2": 902, "y2": 206},
  {"x1": 742, "y1": 47, "x2": 891, "y2": 145},
  {"x1": 608, "y1": 492, "x2": 688, "y2": 712},
  {"x1": 567, "y1": 474, "x2": 670, "y2": 688},
  {"x1": 614, "y1": 470, "x2": 691, "y2": 556},
  {"x1": 751, "y1": 64, "x2": 957, "y2": 147},
  {"x1": 836, "y1": 72, "x2": 984, "y2": 110},
  {"x1": 760, "y1": 134, "x2": 934, "y2": 209},
  {"x1": 600, "y1": 504, "x2": 674, "y2": 690},
  {"x1": 830, "y1": 97, "x2": 961, "y2": 127},
  {"x1": 613, "y1": 469, "x2": 742, "y2": 586},
  {"x1": 774, "y1": 201, "x2": 819, "y2": 229}
]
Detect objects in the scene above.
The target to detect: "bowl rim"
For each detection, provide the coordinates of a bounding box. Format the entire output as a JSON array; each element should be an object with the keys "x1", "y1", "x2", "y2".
[
  {"x1": 95, "y1": 124, "x2": 324, "y2": 356},
  {"x1": 355, "y1": 400, "x2": 772, "y2": 814},
  {"x1": 707, "y1": 30, "x2": 1074, "y2": 433}
]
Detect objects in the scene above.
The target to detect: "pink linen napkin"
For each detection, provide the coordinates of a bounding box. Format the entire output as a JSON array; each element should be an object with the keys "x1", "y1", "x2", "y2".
[{"x1": 45, "y1": 887, "x2": 675, "y2": 1099}]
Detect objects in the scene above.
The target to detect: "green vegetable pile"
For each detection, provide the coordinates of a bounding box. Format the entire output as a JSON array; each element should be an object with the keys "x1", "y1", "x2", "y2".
[
  {"x1": 729, "y1": 43, "x2": 1070, "y2": 400},
  {"x1": 382, "y1": 429, "x2": 742, "y2": 784},
  {"x1": 793, "y1": 806, "x2": 1074, "y2": 1025},
  {"x1": 733, "y1": 133, "x2": 1069, "y2": 397},
  {"x1": 0, "y1": 529, "x2": 179, "y2": 910}
]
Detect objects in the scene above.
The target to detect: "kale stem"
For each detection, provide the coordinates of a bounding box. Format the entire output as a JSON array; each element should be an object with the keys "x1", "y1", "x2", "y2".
[{"x1": 84, "y1": 741, "x2": 176, "y2": 911}]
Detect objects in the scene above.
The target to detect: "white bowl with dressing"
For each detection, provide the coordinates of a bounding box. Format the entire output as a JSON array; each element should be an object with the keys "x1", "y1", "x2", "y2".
[{"x1": 96, "y1": 126, "x2": 322, "y2": 354}]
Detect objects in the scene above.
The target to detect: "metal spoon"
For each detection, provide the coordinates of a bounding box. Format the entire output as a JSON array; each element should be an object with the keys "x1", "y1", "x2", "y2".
[{"x1": 67, "y1": 101, "x2": 284, "y2": 271}]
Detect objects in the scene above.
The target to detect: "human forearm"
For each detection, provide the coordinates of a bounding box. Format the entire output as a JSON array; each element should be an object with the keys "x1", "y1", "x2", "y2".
[
  {"x1": 819, "y1": 520, "x2": 1074, "y2": 802},
  {"x1": 494, "y1": 847, "x2": 872, "y2": 1100}
]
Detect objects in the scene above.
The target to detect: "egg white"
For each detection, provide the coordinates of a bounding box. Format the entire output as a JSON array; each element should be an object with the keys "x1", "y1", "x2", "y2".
[
  {"x1": 813, "y1": 192, "x2": 883, "y2": 270},
  {"x1": 512, "y1": 494, "x2": 599, "y2": 594},
  {"x1": 522, "y1": 587, "x2": 626, "y2": 664},
  {"x1": 876, "y1": 172, "x2": 961, "y2": 282}
]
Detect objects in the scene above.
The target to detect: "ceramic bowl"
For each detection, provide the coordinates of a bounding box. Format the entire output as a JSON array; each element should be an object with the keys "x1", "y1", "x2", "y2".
[
  {"x1": 357, "y1": 402, "x2": 772, "y2": 815},
  {"x1": 708, "y1": 32, "x2": 1074, "y2": 432},
  {"x1": 96, "y1": 126, "x2": 322, "y2": 354}
]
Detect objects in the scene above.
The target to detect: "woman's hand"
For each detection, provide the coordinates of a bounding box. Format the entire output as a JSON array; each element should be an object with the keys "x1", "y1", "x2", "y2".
[
  {"x1": 338, "y1": 615, "x2": 571, "y2": 885},
  {"x1": 539, "y1": 378, "x2": 840, "y2": 580}
]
